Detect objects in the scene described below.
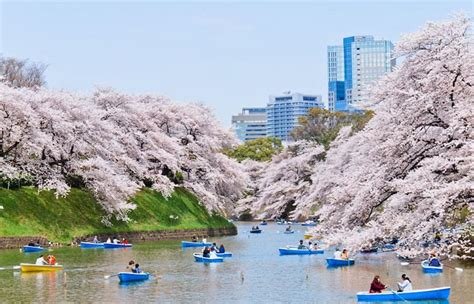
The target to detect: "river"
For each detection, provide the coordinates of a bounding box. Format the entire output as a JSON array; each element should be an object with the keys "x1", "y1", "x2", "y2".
[{"x1": 0, "y1": 222, "x2": 471, "y2": 303}]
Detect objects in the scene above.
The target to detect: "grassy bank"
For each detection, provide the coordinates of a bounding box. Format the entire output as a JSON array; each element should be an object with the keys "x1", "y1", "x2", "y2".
[{"x1": 0, "y1": 187, "x2": 233, "y2": 242}]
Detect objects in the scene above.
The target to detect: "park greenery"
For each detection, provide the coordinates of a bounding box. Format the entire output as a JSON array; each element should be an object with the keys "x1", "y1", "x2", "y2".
[{"x1": 222, "y1": 137, "x2": 283, "y2": 162}]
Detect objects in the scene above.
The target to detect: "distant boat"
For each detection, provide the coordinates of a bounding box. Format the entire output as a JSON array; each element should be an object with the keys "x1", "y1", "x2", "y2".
[
  {"x1": 301, "y1": 221, "x2": 317, "y2": 227},
  {"x1": 279, "y1": 247, "x2": 324, "y2": 255},
  {"x1": 103, "y1": 243, "x2": 132, "y2": 249},
  {"x1": 421, "y1": 260, "x2": 443, "y2": 273},
  {"x1": 118, "y1": 272, "x2": 150, "y2": 282},
  {"x1": 360, "y1": 248, "x2": 378, "y2": 254},
  {"x1": 356, "y1": 286, "x2": 450, "y2": 302},
  {"x1": 20, "y1": 263, "x2": 63, "y2": 272},
  {"x1": 260, "y1": 221, "x2": 268, "y2": 225},
  {"x1": 22, "y1": 245, "x2": 44, "y2": 253},
  {"x1": 250, "y1": 229, "x2": 262, "y2": 234},
  {"x1": 283, "y1": 230, "x2": 295, "y2": 234},
  {"x1": 326, "y1": 258, "x2": 355, "y2": 267},
  {"x1": 193, "y1": 253, "x2": 224, "y2": 263},
  {"x1": 181, "y1": 241, "x2": 212, "y2": 248},
  {"x1": 80, "y1": 242, "x2": 104, "y2": 249}
]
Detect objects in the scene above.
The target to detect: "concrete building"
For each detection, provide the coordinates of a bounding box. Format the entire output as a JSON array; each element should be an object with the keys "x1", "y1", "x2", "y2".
[
  {"x1": 266, "y1": 92, "x2": 323, "y2": 142},
  {"x1": 231, "y1": 107, "x2": 267, "y2": 142}
]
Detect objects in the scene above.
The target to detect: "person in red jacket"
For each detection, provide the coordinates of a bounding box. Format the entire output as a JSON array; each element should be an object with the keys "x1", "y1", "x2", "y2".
[{"x1": 369, "y1": 275, "x2": 387, "y2": 293}]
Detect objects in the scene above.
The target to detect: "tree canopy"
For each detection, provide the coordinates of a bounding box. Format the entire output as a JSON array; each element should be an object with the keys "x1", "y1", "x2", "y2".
[{"x1": 223, "y1": 137, "x2": 283, "y2": 162}]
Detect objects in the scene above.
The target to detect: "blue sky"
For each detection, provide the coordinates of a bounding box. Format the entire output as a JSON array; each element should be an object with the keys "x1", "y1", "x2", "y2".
[{"x1": 1, "y1": 1, "x2": 472, "y2": 126}]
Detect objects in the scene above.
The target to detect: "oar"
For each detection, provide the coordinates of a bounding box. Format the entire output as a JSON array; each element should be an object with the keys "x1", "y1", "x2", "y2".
[
  {"x1": 0, "y1": 265, "x2": 20, "y2": 271},
  {"x1": 443, "y1": 264, "x2": 464, "y2": 272},
  {"x1": 104, "y1": 274, "x2": 118, "y2": 279},
  {"x1": 387, "y1": 287, "x2": 408, "y2": 303}
]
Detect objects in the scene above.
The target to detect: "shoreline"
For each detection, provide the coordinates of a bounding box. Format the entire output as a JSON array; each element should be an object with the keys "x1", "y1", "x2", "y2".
[{"x1": 0, "y1": 226, "x2": 237, "y2": 249}]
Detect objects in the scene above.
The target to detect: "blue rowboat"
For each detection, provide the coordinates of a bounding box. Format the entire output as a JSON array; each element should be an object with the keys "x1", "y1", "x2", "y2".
[
  {"x1": 80, "y1": 242, "x2": 104, "y2": 249},
  {"x1": 357, "y1": 286, "x2": 450, "y2": 302},
  {"x1": 260, "y1": 221, "x2": 268, "y2": 226},
  {"x1": 193, "y1": 253, "x2": 224, "y2": 263},
  {"x1": 216, "y1": 252, "x2": 233, "y2": 258},
  {"x1": 181, "y1": 241, "x2": 212, "y2": 248},
  {"x1": 326, "y1": 258, "x2": 355, "y2": 267},
  {"x1": 103, "y1": 243, "x2": 132, "y2": 249},
  {"x1": 250, "y1": 229, "x2": 262, "y2": 234},
  {"x1": 421, "y1": 260, "x2": 443, "y2": 273},
  {"x1": 279, "y1": 247, "x2": 324, "y2": 255},
  {"x1": 118, "y1": 272, "x2": 150, "y2": 282},
  {"x1": 382, "y1": 244, "x2": 397, "y2": 252},
  {"x1": 301, "y1": 222, "x2": 316, "y2": 227},
  {"x1": 283, "y1": 230, "x2": 295, "y2": 234},
  {"x1": 22, "y1": 246, "x2": 44, "y2": 253}
]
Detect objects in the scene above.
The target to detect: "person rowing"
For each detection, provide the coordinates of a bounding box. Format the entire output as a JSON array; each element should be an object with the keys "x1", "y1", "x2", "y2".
[
  {"x1": 35, "y1": 255, "x2": 48, "y2": 265},
  {"x1": 369, "y1": 275, "x2": 387, "y2": 293},
  {"x1": 397, "y1": 274, "x2": 413, "y2": 292},
  {"x1": 126, "y1": 260, "x2": 135, "y2": 272},
  {"x1": 209, "y1": 247, "x2": 218, "y2": 259},
  {"x1": 428, "y1": 253, "x2": 441, "y2": 266},
  {"x1": 219, "y1": 244, "x2": 226, "y2": 253},
  {"x1": 334, "y1": 248, "x2": 342, "y2": 259},
  {"x1": 132, "y1": 263, "x2": 142, "y2": 274},
  {"x1": 297, "y1": 240, "x2": 307, "y2": 250},
  {"x1": 202, "y1": 246, "x2": 210, "y2": 258},
  {"x1": 286, "y1": 226, "x2": 292, "y2": 232},
  {"x1": 47, "y1": 255, "x2": 57, "y2": 265},
  {"x1": 341, "y1": 249, "x2": 350, "y2": 260}
]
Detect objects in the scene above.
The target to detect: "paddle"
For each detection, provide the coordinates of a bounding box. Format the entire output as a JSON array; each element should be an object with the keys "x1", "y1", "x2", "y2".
[
  {"x1": 0, "y1": 265, "x2": 20, "y2": 271},
  {"x1": 387, "y1": 287, "x2": 408, "y2": 303},
  {"x1": 443, "y1": 264, "x2": 464, "y2": 272},
  {"x1": 104, "y1": 274, "x2": 118, "y2": 279}
]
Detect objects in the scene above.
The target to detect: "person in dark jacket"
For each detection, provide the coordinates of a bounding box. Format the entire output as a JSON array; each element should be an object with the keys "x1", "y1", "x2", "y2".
[
  {"x1": 369, "y1": 275, "x2": 387, "y2": 293},
  {"x1": 202, "y1": 246, "x2": 210, "y2": 258},
  {"x1": 219, "y1": 244, "x2": 225, "y2": 253}
]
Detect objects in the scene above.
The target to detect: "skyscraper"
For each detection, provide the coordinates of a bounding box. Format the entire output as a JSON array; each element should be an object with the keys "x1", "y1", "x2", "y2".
[
  {"x1": 231, "y1": 107, "x2": 267, "y2": 142},
  {"x1": 328, "y1": 36, "x2": 395, "y2": 112},
  {"x1": 266, "y1": 92, "x2": 323, "y2": 142}
]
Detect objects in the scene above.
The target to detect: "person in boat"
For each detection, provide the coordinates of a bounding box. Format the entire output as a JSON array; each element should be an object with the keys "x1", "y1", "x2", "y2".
[
  {"x1": 47, "y1": 255, "x2": 57, "y2": 265},
  {"x1": 286, "y1": 226, "x2": 292, "y2": 232},
  {"x1": 202, "y1": 237, "x2": 207, "y2": 243},
  {"x1": 28, "y1": 241, "x2": 35, "y2": 246},
  {"x1": 298, "y1": 240, "x2": 307, "y2": 250},
  {"x1": 256, "y1": 225, "x2": 260, "y2": 230},
  {"x1": 126, "y1": 260, "x2": 135, "y2": 272},
  {"x1": 369, "y1": 275, "x2": 387, "y2": 293},
  {"x1": 192, "y1": 236, "x2": 198, "y2": 242},
  {"x1": 428, "y1": 253, "x2": 441, "y2": 266},
  {"x1": 106, "y1": 237, "x2": 111, "y2": 243},
  {"x1": 209, "y1": 247, "x2": 218, "y2": 259},
  {"x1": 211, "y1": 243, "x2": 217, "y2": 251},
  {"x1": 334, "y1": 248, "x2": 342, "y2": 259},
  {"x1": 308, "y1": 242, "x2": 314, "y2": 250},
  {"x1": 341, "y1": 249, "x2": 350, "y2": 260},
  {"x1": 202, "y1": 246, "x2": 210, "y2": 258},
  {"x1": 92, "y1": 235, "x2": 99, "y2": 243},
  {"x1": 121, "y1": 238, "x2": 129, "y2": 245},
  {"x1": 132, "y1": 263, "x2": 142, "y2": 274},
  {"x1": 35, "y1": 255, "x2": 48, "y2": 265},
  {"x1": 219, "y1": 244, "x2": 225, "y2": 253},
  {"x1": 112, "y1": 237, "x2": 119, "y2": 244},
  {"x1": 397, "y1": 274, "x2": 413, "y2": 292}
]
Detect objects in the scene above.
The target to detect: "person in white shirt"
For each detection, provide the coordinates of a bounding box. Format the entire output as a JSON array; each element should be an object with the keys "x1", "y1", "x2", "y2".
[
  {"x1": 35, "y1": 255, "x2": 48, "y2": 265},
  {"x1": 209, "y1": 248, "x2": 218, "y2": 259},
  {"x1": 106, "y1": 237, "x2": 111, "y2": 243},
  {"x1": 308, "y1": 242, "x2": 314, "y2": 250},
  {"x1": 334, "y1": 248, "x2": 342, "y2": 259},
  {"x1": 397, "y1": 274, "x2": 413, "y2": 292},
  {"x1": 113, "y1": 237, "x2": 119, "y2": 244},
  {"x1": 202, "y1": 237, "x2": 207, "y2": 243}
]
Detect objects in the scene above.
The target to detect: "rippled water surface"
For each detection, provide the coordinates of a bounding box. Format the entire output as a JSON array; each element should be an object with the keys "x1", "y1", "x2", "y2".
[{"x1": 0, "y1": 223, "x2": 471, "y2": 303}]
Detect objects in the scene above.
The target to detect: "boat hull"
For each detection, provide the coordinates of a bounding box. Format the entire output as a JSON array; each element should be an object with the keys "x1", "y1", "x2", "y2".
[
  {"x1": 216, "y1": 252, "x2": 233, "y2": 258},
  {"x1": 326, "y1": 258, "x2": 355, "y2": 267},
  {"x1": 421, "y1": 260, "x2": 443, "y2": 273},
  {"x1": 181, "y1": 241, "x2": 212, "y2": 248},
  {"x1": 250, "y1": 230, "x2": 262, "y2": 234},
  {"x1": 20, "y1": 263, "x2": 63, "y2": 272},
  {"x1": 301, "y1": 223, "x2": 316, "y2": 227},
  {"x1": 118, "y1": 272, "x2": 150, "y2": 282},
  {"x1": 193, "y1": 253, "x2": 224, "y2": 263},
  {"x1": 259, "y1": 222, "x2": 268, "y2": 225},
  {"x1": 80, "y1": 242, "x2": 104, "y2": 248},
  {"x1": 103, "y1": 243, "x2": 132, "y2": 249},
  {"x1": 22, "y1": 246, "x2": 44, "y2": 253},
  {"x1": 283, "y1": 231, "x2": 295, "y2": 234},
  {"x1": 279, "y1": 248, "x2": 324, "y2": 255},
  {"x1": 357, "y1": 287, "x2": 450, "y2": 302}
]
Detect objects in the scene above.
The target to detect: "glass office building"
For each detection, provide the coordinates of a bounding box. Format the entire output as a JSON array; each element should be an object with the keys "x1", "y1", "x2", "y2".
[
  {"x1": 231, "y1": 107, "x2": 267, "y2": 142},
  {"x1": 266, "y1": 92, "x2": 323, "y2": 142},
  {"x1": 328, "y1": 36, "x2": 395, "y2": 112}
]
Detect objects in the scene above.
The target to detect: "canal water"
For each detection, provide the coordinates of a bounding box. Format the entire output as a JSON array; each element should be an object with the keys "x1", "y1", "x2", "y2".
[{"x1": 0, "y1": 223, "x2": 471, "y2": 303}]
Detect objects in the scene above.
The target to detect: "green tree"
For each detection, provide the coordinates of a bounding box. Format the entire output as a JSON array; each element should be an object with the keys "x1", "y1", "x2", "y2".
[
  {"x1": 223, "y1": 137, "x2": 283, "y2": 162},
  {"x1": 291, "y1": 108, "x2": 373, "y2": 150}
]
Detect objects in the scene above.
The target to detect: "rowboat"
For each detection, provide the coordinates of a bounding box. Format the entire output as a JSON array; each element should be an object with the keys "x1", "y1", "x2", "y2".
[
  {"x1": 22, "y1": 246, "x2": 44, "y2": 253},
  {"x1": 303, "y1": 233, "x2": 312, "y2": 240},
  {"x1": 301, "y1": 221, "x2": 316, "y2": 227},
  {"x1": 181, "y1": 241, "x2": 212, "y2": 248},
  {"x1": 20, "y1": 263, "x2": 63, "y2": 272},
  {"x1": 216, "y1": 252, "x2": 233, "y2": 258},
  {"x1": 103, "y1": 243, "x2": 132, "y2": 249},
  {"x1": 326, "y1": 258, "x2": 355, "y2": 267},
  {"x1": 283, "y1": 230, "x2": 295, "y2": 234},
  {"x1": 80, "y1": 242, "x2": 104, "y2": 248},
  {"x1": 250, "y1": 229, "x2": 262, "y2": 234},
  {"x1": 360, "y1": 248, "x2": 378, "y2": 254},
  {"x1": 279, "y1": 247, "x2": 324, "y2": 255},
  {"x1": 421, "y1": 260, "x2": 443, "y2": 273},
  {"x1": 193, "y1": 253, "x2": 224, "y2": 263},
  {"x1": 382, "y1": 244, "x2": 397, "y2": 252},
  {"x1": 357, "y1": 286, "x2": 450, "y2": 302},
  {"x1": 118, "y1": 272, "x2": 150, "y2": 282},
  {"x1": 260, "y1": 221, "x2": 268, "y2": 225}
]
